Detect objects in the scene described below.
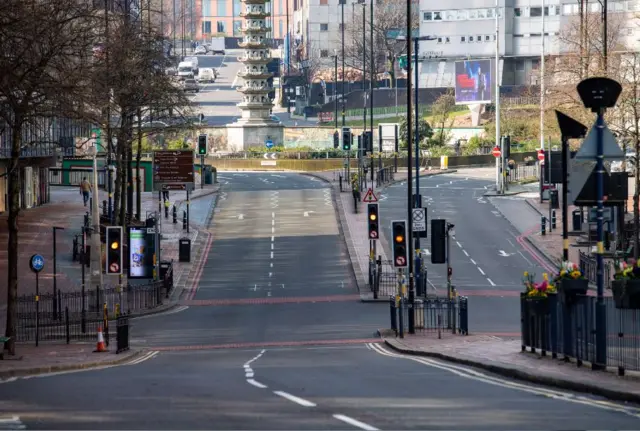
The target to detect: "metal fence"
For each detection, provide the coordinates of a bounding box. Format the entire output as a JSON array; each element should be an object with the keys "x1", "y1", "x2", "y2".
[
  {"x1": 579, "y1": 251, "x2": 613, "y2": 290},
  {"x1": 508, "y1": 164, "x2": 539, "y2": 182},
  {"x1": 14, "y1": 267, "x2": 173, "y2": 344},
  {"x1": 521, "y1": 293, "x2": 640, "y2": 375},
  {"x1": 373, "y1": 260, "x2": 428, "y2": 299},
  {"x1": 390, "y1": 296, "x2": 469, "y2": 337}
]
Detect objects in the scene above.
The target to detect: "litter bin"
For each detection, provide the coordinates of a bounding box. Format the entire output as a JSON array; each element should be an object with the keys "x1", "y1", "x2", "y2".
[
  {"x1": 179, "y1": 238, "x2": 191, "y2": 262},
  {"x1": 159, "y1": 260, "x2": 172, "y2": 279},
  {"x1": 572, "y1": 209, "x2": 582, "y2": 232},
  {"x1": 204, "y1": 166, "x2": 213, "y2": 185},
  {"x1": 549, "y1": 189, "x2": 560, "y2": 210}
]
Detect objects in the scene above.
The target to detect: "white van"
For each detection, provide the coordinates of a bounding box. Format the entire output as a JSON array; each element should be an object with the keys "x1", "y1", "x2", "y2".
[
  {"x1": 177, "y1": 61, "x2": 194, "y2": 79},
  {"x1": 198, "y1": 68, "x2": 216, "y2": 83},
  {"x1": 183, "y1": 56, "x2": 199, "y2": 74}
]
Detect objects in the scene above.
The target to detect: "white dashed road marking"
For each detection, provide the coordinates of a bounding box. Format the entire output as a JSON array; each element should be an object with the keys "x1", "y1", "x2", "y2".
[
  {"x1": 273, "y1": 391, "x2": 317, "y2": 407},
  {"x1": 333, "y1": 414, "x2": 379, "y2": 431}
]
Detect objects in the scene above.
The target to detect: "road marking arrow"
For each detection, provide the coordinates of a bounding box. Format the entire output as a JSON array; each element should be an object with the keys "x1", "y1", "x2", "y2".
[
  {"x1": 238, "y1": 214, "x2": 244, "y2": 220},
  {"x1": 303, "y1": 211, "x2": 315, "y2": 217},
  {"x1": 498, "y1": 250, "x2": 514, "y2": 257}
]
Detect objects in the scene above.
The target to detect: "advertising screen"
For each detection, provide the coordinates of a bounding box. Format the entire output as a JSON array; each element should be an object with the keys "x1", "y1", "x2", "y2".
[
  {"x1": 128, "y1": 227, "x2": 152, "y2": 279},
  {"x1": 454, "y1": 59, "x2": 493, "y2": 105}
]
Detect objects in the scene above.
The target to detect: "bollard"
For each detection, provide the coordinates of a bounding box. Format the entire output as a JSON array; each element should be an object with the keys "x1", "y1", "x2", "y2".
[
  {"x1": 389, "y1": 296, "x2": 397, "y2": 334},
  {"x1": 164, "y1": 201, "x2": 169, "y2": 219},
  {"x1": 102, "y1": 200, "x2": 107, "y2": 217},
  {"x1": 541, "y1": 216, "x2": 547, "y2": 236},
  {"x1": 551, "y1": 210, "x2": 557, "y2": 230},
  {"x1": 182, "y1": 210, "x2": 187, "y2": 230},
  {"x1": 83, "y1": 213, "x2": 89, "y2": 227},
  {"x1": 172, "y1": 205, "x2": 177, "y2": 224},
  {"x1": 339, "y1": 175, "x2": 343, "y2": 192}
]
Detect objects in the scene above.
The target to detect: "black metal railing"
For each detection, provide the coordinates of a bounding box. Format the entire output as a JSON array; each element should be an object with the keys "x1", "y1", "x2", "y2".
[
  {"x1": 520, "y1": 293, "x2": 640, "y2": 375},
  {"x1": 579, "y1": 251, "x2": 613, "y2": 290},
  {"x1": 373, "y1": 260, "x2": 428, "y2": 298},
  {"x1": 14, "y1": 267, "x2": 174, "y2": 343},
  {"x1": 389, "y1": 296, "x2": 469, "y2": 337},
  {"x1": 375, "y1": 166, "x2": 395, "y2": 188}
]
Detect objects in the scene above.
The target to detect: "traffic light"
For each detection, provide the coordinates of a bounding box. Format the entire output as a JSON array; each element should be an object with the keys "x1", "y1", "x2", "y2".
[
  {"x1": 197, "y1": 134, "x2": 207, "y2": 155},
  {"x1": 342, "y1": 127, "x2": 352, "y2": 151},
  {"x1": 391, "y1": 220, "x2": 408, "y2": 267},
  {"x1": 501, "y1": 135, "x2": 511, "y2": 159},
  {"x1": 430, "y1": 219, "x2": 446, "y2": 264},
  {"x1": 333, "y1": 131, "x2": 339, "y2": 149},
  {"x1": 106, "y1": 226, "x2": 123, "y2": 274},
  {"x1": 362, "y1": 131, "x2": 373, "y2": 154},
  {"x1": 367, "y1": 204, "x2": 379, "y2": 240}
]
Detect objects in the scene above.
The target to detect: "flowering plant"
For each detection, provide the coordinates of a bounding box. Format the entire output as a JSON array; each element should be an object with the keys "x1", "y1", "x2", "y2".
[
  {"x1": 523, "y1": 271, "x2": 557, "y2": 298},
  {"x1": 613, "y1": 259, "x2": 640, "y2": 280},
  {"x1": 555, "y1": 261, "x2": 585, "y2": 282}
]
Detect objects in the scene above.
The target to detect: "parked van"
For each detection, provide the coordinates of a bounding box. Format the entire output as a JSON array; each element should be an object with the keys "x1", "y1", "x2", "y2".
[
  {"x1": 198, "y1": 68, "x2": 216, "y2": 83},
  {"x1": 177, "y1": 61, "x2": 194, "y2": 79}
]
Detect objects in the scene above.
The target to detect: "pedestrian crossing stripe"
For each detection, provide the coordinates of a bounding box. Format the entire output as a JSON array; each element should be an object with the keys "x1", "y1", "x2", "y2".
[{"x1": 0, "y1": 416, "x2": 25, "y2": 430}]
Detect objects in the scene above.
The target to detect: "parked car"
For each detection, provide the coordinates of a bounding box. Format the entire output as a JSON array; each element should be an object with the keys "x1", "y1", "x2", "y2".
[
  {"x1": 182, "y1": 78, "x2": 199, "y2": 93},
  {"x1": 197, "y1": 68, "x2": 216, "y2": 83},
  {"x1": 194, "y1": 45, "x2": 207, "y2": 55}
]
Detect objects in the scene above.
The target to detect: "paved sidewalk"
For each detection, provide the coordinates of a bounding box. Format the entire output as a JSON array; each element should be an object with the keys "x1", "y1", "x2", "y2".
[
  {"x1": 382, "y1": 334, "x2": 640, "y2": 403},
  {"x1": 309, "y1": 168, "x2": 453, "y2": 301},
  {"x1": 0, "y1": 344, "x2": 142, "y2": 378}
]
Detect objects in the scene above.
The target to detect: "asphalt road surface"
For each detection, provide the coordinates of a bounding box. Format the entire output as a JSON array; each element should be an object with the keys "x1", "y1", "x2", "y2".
[
  {"x1": 2, "y1": 172, "x2": 639, "y2": 429},
  {"x1": 378, "y1": 170, "x2": 549, "y2": 334}
]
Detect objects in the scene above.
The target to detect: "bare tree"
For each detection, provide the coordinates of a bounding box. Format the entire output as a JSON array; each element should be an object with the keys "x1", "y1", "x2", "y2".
[
  {"x1": 0, "y1": 0, "x2": 99, "y2": 355},
  {"x1": 341, "y1": 0, "x2": 418, "y2": 87},
  {"x1": 429, "y1": 90, "x2": 456, "y2": 147}
]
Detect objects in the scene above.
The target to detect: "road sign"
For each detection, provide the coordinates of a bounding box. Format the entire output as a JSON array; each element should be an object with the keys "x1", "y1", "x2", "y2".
[
  {"x1": 395, "y1": 256, "x2": 406, "y2": 266},
  {"x1": 265, "y1": 140, "x2": 274, "y2": 149},
  {"x1": 574, "y1": 120, "x2": 624, "y2": 161},
  {"x1": 153, "y1": 150, "x2": 194, "y2": 191},
  {"x1": 29, "y1": 254, "x2": 45, "y2": 273},
  {"x1": 537, "y1": 149, "x2": 545, "y2": 161},
  {"x1": 412, "y1": 208, "x2": 427, "y2": 232},
  {"x1": 568, "y1": 160, "x2": 595, "y2": 202},
  {"x1": 362, "y1": 188, "x2": 378, "y2": 203},
  {"x1": 492, "y1": 146, "x2": 501, "y2": 158},
  {"x1": 109, "y1": 262, "x2": 120, "y2": 273},
  {"x1": 263, "y1": 152, "x2": 277, "y2": 160}
]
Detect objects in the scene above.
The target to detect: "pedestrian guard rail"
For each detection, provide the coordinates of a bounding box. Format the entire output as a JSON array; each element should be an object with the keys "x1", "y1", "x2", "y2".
[
  {"x1": 14, "y1": 266, "x2": 173, "y2": 344},
  {"x1": 579, "y1": 251, "x2": 613, "y2": 290},
  {"x1": 520, "y1": 293, "x2": 640, "y2": 375},
  {"x1": 372, "y1": 259, "x2": 428, "y2": 299},
  {"x1": 389, "y1": 296, "x2": 469, "y2": 337}
]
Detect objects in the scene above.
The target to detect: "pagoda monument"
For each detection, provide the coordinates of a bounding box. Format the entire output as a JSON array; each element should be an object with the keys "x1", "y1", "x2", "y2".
[{"x1": 226, "y1": 0, "x2": 284, "y2": 150}]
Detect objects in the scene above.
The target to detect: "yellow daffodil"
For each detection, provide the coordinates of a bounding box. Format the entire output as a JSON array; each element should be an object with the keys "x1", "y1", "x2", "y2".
[
  {"x1": 524, "y1": 271, "x2": 529, "y2": 277},
  {"x1": 542, "y1": 273, "x2": 548, "y2": 281}
]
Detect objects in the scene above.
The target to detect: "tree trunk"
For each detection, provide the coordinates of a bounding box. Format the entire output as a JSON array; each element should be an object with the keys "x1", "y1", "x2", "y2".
[
  {"x1": 5, "y1": 121, "x2": 23, "y2": 356},
  {"x1": 634, "y1": 135, "x2": 639, "y2": 260},
  {"x1": 135, "y1": 112, "x2": 142, "y2": 221}
]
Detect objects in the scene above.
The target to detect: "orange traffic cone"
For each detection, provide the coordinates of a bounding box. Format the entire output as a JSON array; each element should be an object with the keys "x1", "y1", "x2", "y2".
[{"x1": 94, "y1": 326, "x2": 107, "y2": 353}]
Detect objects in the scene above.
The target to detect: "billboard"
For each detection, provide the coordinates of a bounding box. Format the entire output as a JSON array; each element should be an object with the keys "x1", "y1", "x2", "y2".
[
  {"x1": 455, "y1": 59, "x2": 493, "y2": 105},
  {"x1": 128, "y1": 227, "x2": 153, "y2": 279}
]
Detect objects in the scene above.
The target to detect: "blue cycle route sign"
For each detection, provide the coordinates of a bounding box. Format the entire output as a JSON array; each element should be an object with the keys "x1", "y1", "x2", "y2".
[
  {"x1": 265, "y1": 140, "x2": 274, "y2": 149},
  {"x1": 30, "y1": 254, "x2": 45, "y2": 273}
]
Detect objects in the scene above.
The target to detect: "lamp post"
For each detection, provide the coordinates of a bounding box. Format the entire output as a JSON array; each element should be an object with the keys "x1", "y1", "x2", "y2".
[
  {"x1": 52, "y1": 226, "x2": 65, "y2": 320},
  {"x1": 87, "y1": 145, "x2": 103, "y2": 305},
  {"x1": 341, "y1": 0, "x2": 345, "y2": 126},
  {"x1": 333, "y1": 50, "x2": 338, "y2": 129}
]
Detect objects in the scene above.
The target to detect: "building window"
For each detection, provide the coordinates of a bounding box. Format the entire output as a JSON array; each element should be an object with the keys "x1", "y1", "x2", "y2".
[
  {"x1": 516, "y1": 60, "x2": 525, "y2": 71},
  {"x1": 476, "y1": 35, "x2": 481, "y2": 42},
  {"x1": 217, "y1": 21, "x2": 226, "y2": 32},
  {"x1": 445, "y1": 10, "x2": 455, "y2": 20},
  {"x1": 278, "y1": 0, "x2": 283, "y2": 14},
  {"x1": 436, "y1": 37, "x2": 443, "y2": 43},
  {"x1": 320, "y1": 23, "x2": 328, "y2": 31},
  {"x1": 233, "y1": 20, "x2": 242, "y2": 36},
  {"x1": 460, "y1": 36, "x2": 466, "y2": 43},
  {"x1": 338, "y1": 0, "x2": 346, "y2": 4},
  {"x1": 233, "y1": 0, "x2": 241, "y2": 16},
  {"x1": 202, "y1": 21, "x2": 212, "y2": 34},
  {"x1": 563, "y1": 4, "x2": 577, "y2": 14},
  {"x1": 530, "y1": 7, "x2": 542, "y2": 17},
  {"x1": 217, "y1": 1, "x2": 227, "y2": 16},
  {"x1": 477, "y1": 8, "x2": 485, "y2": 18},
  {"x1": 433, "y1": 11, "x2": 442, "y2": 20},
  {"x1": 445, "y1": 36, "x2": 450, "y2": 43},
  {"x1": 485, "y1": 35, "x2": 491, "y2": 42},
  {"x1": 469, "y1": 35, "x2": 474, "y2": 42},
  {"x1": 202, "y1": 0, "x2": 212, "y2": 16},
  {"x1": 514, "y1": 7, "x2": 522, "y2": 17},
  {"x1": 423, "y1": 11, "x2": 432, "y2": 20},
  {"x1": 320, "y1": 49, "x2": 329, "y2": 57},
  {"x1": 486, "y1": 8, "x2": 494, "y2": 18},
  {"x1": 279, "y1": 20, "x2": 283, "y2": 37},
  {"x1": 468, "y1": 9, "x2": 477, "y2": 19}
]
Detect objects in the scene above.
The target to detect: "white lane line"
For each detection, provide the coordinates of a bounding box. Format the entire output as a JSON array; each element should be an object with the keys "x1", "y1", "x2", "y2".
[
  {"x1": 269, "y1": 272, "x2": 272, "y2": 277},
  {"x1": 271, "y1": 236, "x2": 274, "y2": 242},
  {"x1": 271, "y1": 243, "x2": 274, "y2": 250},
  {"x1": 270, "y1": 262, "x2": 273, "y2": 267},
  {"x1": 456, "y1": 241, "x2": 462, "y2": 248},
  {"x1": 367, "y1": 343, "x2": 640, "y2": 419},
  {"x1": 272, "y1": 212, "x2": 275, "y2": 218},
  {"x1": 272, "y1": 219, "x2": 275, "y2": 226},
  {"x1": 245, "y1": 371, "x2": 254, "y2": 378},
  {"x1": 270, "y1": 252, "x2": 274, "y2": 259},
  {"x1": 462, "y1": 250, "x2": 469, "y2": 257},
  {"x1": 333, "y1": 414, "x2": 379, "y2": 431},
  {"x1": 273, "y1": 391, "x2": 317, "y2": 407},
  {"x1": 247, "y1": 379, "x2": 268, "y2": 389},
  {"x1": 478, "y1": 267, "x2": 485, "y2": 275},
  {"x1": 470, "y1": 258, "x2": 476, "y2": 265},
  {"x1": 244, "y1": 349, "x2": 266, "y2": 367},
  {"x1": 272, "y1": 226, "x2": 275, "y2": 233},
  {"x1": 487, "y1": 278, "x2": 496, "y2": 286}
]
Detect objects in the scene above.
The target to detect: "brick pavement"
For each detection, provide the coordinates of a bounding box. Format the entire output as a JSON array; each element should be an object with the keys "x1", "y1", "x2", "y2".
[
  {"x1": 382, "y1": 334, "x2": 640, "y2": 403},
  {"x1": 0, "y1": 344, "x2": 142, "y2": 377}
]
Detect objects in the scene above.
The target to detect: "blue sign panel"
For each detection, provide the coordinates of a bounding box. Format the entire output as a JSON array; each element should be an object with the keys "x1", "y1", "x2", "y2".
[
  {"x1": 30, "y1": 254, "x2": 45, "y2": 273},
  {"x1": 265, "y1": 140, "x2": 274, "y2": 149}
]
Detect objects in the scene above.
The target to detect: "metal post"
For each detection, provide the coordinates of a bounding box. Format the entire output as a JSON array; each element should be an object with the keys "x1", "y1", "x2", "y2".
[
  {"x1": 562, "y1": 136, "x2": 569, "y2": 261},
  {"x1": 53, "y1": 227, "x2": 58, "y2": 320},
  {"x1": 334, "y1": 54, "x2": 338, "y2": 128},
  {"x1": 446, "y1": 224, "x2": 453, "y2": 328},
  {"x1": 414, "y1": 37, "x2": 421, "y2": 245},
  {"x1": 603, "y1": 0, "x2": 608, "y2": 72},
  {"x1": 186, "y1": 189, "x2": 190, "y2": 234},
  {"x1": 81, "y1": 226, "x2": 86, "y2": 333},
  {"x1": 35, "y1": 272, "x2": 39, "y2": 347},
  {"x1": 369, "y1": 0, "x2": 374, "y2": 136},
  {"x1": 406, "y1": 0, "x2": 415, "y2": 335},
  {"x1": 595, "y1": 108, "x2": 607, "y2": 370},
  {"x1": 90, "y1": 151, "x2": 103, "y2": 292},
  {"x1": 494, "y1": 0, "x2": 501, "y2": 192},
  {"x1": 201, "y1": 155, "x2": 204, "y2": 189},
  {"x1": 341, "y1": 0, "x2": 345, "y2": 126},
  {"x1": 362, "y1": 4, "x2": 366, "y2": 133}
]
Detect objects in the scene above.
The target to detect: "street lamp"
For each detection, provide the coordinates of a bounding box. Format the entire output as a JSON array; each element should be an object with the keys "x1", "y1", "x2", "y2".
[
  {"x1": 52, "y1": 226, "x2": 65, "y2": 320},
  {"x1": 86, "y1": 145, "x2": 103, "y2": 308},
  {"x1": 332, "y1": 49, "x2": 338, "y2": 128}
]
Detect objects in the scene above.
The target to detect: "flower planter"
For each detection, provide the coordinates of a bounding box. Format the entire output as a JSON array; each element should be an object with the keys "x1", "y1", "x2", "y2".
[
  {"x1": 527, "y1": 297, "x2": 549, "y2": 315},
  {"x1": 611, "y1": 279, "x2": 640, "y2": 309},
  {"x1": 559, "y1": 278, "x2": 589, "y2": 305}
]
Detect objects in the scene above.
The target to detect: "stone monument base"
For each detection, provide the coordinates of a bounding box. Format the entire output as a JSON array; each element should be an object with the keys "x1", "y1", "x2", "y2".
[{"x1": 226, "y1": 122, "x2": 285, "y2": 152}]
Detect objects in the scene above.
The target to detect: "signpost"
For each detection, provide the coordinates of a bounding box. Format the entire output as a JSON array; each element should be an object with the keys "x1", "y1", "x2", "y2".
[
  {"x1": 153, "y1": 149, "x2": 194, "y2": 234},
  {"x1": 362, "y1": 188, "x2": 378, "y2": 203},
  {"x1": 412, "y1": 208, "x2": 427, "y2": 237},
  {"x1": 491, "y1": 146, "x2": 501, "y2": 158},
  {"x1": 29, "y1": 254, "x2": 44, "y2": 347}
]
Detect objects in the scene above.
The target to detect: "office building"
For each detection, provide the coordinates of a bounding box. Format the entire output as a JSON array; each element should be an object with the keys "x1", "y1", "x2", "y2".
[
  {"x1": 418, "y1": 0, "x2": 639, "y2": 88},
  {"x1": 197, "y1": 0, "x2": 290, "y2": 39}
]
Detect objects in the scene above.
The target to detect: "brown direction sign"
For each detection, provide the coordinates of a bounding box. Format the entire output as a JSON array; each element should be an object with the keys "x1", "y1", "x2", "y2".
[{"x1": 153, "y1": 150, "x2": 194, "y2": 191}]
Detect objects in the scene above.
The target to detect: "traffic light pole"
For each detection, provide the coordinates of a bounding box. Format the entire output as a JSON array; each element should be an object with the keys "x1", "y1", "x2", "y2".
[
  {"x1": 201, "y1": 154, "x2": 204, "y2": 189},
  {"x1": 405, "y1": 0, "x2": 415, "y2": 335}
]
